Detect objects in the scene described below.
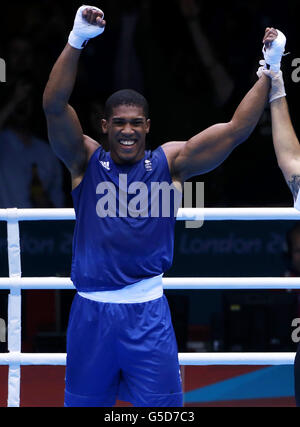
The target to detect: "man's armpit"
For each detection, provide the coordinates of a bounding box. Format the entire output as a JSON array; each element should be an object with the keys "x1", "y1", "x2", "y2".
[{"x1": 288, "y1": 175, "x2": 300, "y2": 201}]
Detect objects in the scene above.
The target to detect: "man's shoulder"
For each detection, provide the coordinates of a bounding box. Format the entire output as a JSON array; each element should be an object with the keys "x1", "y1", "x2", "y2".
[
  {"x1": 83, "y1": 134, "x2": 102, "y2": 162},
  {"x1": 159, "y1": 141, "x2": 186, "y2": 179},
  {"x1": 160, "y1": 141, "x2": 186, "y2": 160}
]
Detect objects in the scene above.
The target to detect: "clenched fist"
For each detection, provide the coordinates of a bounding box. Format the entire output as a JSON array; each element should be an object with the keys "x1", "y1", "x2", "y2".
[{"x1": 68, "y1": 5, "x2": 106, "y2": 50}]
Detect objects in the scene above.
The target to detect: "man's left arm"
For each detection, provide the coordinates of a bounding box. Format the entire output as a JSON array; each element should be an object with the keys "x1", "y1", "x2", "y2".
[
  {"x1": 163, "y1": 28, "x2": 280, "y2": 183},
  {"x1": 166, "y1": 73, "x2": 270, "y2": 182},
  {"x1": 163, "y1": 73, "x2": 270, "y2": 182}
]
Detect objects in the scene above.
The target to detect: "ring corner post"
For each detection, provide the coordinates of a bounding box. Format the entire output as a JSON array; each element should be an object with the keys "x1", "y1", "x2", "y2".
[{"x1": 6, "y1": 208, "x2": 22, "y2": 407}]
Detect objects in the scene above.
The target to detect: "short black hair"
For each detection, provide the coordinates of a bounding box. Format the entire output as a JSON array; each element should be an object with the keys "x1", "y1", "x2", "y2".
[{"x1": 104, "y1": 89, "x2": 149, "y2": 119}]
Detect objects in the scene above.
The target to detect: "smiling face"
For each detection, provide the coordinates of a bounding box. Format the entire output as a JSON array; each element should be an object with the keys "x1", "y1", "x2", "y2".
[{"x1": 102, "y1": 104, "x2": 150, "y2": 164}]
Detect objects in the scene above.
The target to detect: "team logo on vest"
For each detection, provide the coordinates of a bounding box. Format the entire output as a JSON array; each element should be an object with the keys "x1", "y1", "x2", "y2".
[
  {"x1": 99, "y1": 161, "x2": 110, "y2": 171},
  {"x1": 144, "y1": 159, "x2": 152, "y2": 172}
]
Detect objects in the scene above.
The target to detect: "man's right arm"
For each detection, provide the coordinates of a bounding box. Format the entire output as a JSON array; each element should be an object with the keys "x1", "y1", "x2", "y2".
[
  {"x1": 270, "y1": 96, "x2": 300, "y2": 201},
  {"x1": 43, "y1": 45, "x2": 86, "y2": 179},
  {"x1": 42, "y1": 6, "x2": 105, "y2": 187}
]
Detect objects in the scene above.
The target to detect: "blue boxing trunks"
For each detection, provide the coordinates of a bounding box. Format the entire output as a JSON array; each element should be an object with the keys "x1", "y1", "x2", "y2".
[{"x1": 64, "y1": 277, "x2": 183, "y2": 407}]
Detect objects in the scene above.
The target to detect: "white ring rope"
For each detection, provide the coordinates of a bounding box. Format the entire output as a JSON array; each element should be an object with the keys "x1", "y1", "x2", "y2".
[
  {"x1": 0, "y1": 352, "x2": 295, "y2": 366},
  {"x1": 1, "y1": 276, "x2": 300, "y2": 290},
  {"x1": 0, "y1": 207, "x2": 298, "y2": 407},
  {"x1": 1, "y1": 207, "x2": 300, "y2": 221}
]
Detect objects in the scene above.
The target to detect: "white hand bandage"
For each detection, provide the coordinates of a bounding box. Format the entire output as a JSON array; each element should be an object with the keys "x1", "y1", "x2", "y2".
[
  {"x1": 256, "y1": 61, "x2": 267, "y2": 79},
  {"x1": 268, "y1": 70, "x2": 286, "y2": 103},
  {"x1": 68, "y1": 5, "x2": 105, "y2": 50},
  {"x1": 262, "y1": 29, "x2": 286, "y2": 72},
  {"x1": 257, "y1": 66, "x2": 286, "y2": 103}
]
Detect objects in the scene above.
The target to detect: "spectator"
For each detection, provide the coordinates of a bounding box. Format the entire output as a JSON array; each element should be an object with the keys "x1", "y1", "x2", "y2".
[
  {"x1": 0, "y1": 79, "x2": 65, "y2": 208},
  {"x1": 178, "y1": 0, "x2": 234, "y2": 108}
]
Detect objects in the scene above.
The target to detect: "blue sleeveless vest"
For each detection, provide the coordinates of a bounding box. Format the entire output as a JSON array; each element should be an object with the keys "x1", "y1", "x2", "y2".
[{"x1": 71, "y1": 146, "x2": 182, "y2": 291}]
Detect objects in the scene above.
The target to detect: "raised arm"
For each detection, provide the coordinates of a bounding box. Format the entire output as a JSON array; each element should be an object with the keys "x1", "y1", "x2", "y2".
[
  {"x1": 43, "y1": 6, "x2": 105, "y2": 187},
  {"x1": 162, "y1": 28, "x2": 280, "y2": 183},
  {"x1": 259, "y1": 29, "x2": 300, "y2": 202},
  {"x1": 164, "y1": 73, "x2": 270, "y2": 182},
  {"x1": 271, "y1": 96, "x2": 300, "y2": 201}
]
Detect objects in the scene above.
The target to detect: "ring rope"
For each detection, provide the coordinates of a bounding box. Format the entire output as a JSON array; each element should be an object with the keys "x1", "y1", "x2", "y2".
[
  {"x1": 1, "y1": 277, "x2": 300, "y2": 290},
  {"x1": 0, "y1": 352, "x2": 295, "y2": 366},
  {"x1": 1, "y1": 207, "x2": 300, "y2": 221}
]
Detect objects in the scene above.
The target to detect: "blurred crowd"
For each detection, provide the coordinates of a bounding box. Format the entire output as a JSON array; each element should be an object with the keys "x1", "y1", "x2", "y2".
[{"x1": 0, "y1": 0, "x2": 298, "y2": 208}]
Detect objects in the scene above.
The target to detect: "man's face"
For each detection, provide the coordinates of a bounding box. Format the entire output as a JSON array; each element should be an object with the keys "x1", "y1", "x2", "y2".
[{"x1": 102, "y1": 104, "x2": 150, "y2": 164}]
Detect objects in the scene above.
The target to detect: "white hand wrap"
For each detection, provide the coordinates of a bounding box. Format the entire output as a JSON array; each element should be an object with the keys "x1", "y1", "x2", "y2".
[
  {"x1": 257, "y1": 66, "x2": 286, "y2": 103},
  {"x1": 68, "y1": 5, "x2": 105, "y2": 50},
  {"x1": 262, "y1": 29, "x2": 286, "y2": 72}
]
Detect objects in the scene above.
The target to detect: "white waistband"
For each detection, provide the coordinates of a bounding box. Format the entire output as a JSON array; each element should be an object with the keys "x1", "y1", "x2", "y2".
[{"x1": 78, "y1": 274, "x2": 163, "y2": 303}]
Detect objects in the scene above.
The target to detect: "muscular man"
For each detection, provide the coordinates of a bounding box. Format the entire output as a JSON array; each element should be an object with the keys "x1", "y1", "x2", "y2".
[
  {"x1": 43, "y1": 6, "x2": 279, "y2": 407},
  {"x1": 262, "y1": 30, "x2": 300, "y2": 407}
]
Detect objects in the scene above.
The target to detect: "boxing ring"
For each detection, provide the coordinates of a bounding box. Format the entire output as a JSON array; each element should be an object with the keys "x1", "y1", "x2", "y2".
[{"x1": 0, "y1": 207, "x2": 300, "y2": 407}]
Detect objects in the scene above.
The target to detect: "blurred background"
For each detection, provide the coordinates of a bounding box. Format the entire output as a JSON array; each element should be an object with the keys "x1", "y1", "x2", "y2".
[{"x1": 0, "y1": 0, "x2": 300, "y2": 406}]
